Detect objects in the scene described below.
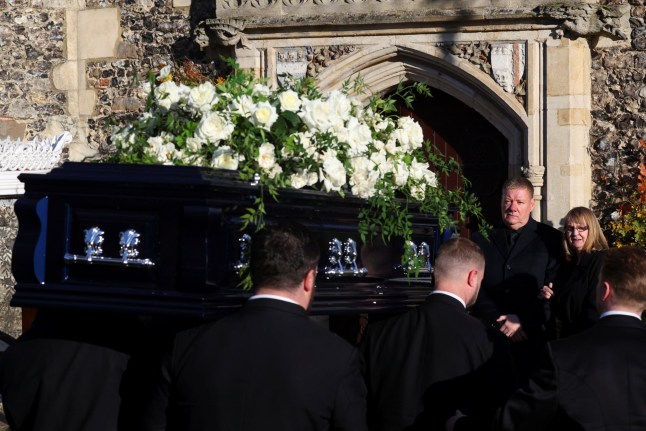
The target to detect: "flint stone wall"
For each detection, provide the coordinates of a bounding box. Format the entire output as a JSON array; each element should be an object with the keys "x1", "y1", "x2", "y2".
[
  {"x1": 591, "y1": 0, "x2": 646, "y2": 226},
  {"x1": 0, "y1": 0, "x2": 644, "y2": 336}
]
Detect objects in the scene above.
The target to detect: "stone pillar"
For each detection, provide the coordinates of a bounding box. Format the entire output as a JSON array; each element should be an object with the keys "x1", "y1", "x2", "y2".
[
  {"x1": 544, "y1": 37, "x2": 592, "y2": 227},
  {"x1": 52, "y1": 7, "x2": 120, "y2": 161}
]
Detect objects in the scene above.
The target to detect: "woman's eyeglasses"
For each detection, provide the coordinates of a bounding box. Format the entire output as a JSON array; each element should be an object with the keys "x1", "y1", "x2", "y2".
[{"x1": 565, "y1": 226, "x2": 588, "y2": 234}]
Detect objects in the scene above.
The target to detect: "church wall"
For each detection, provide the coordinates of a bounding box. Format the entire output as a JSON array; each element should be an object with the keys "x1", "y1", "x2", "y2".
[{"x1": 590, "y1": 0, "x2": 646, "y2": 227}]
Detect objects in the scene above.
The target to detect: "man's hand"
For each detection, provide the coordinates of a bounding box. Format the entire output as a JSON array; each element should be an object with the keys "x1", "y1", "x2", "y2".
[
  {"x1": 538, "y1": 282, "x2": 554, "y2": 300},
  {"x1": 497, "y1": 314, "x2": 527, "y2": 342}
]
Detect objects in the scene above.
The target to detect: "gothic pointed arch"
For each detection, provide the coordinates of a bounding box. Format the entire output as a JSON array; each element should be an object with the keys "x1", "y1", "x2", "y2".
[{"x1": 315, "y1": 43, "x2": 528, "y2": 173}]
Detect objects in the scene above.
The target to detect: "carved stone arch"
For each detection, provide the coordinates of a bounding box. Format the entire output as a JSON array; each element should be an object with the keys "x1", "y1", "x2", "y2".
[
  {"x1": 316, "y1": 43, "x2": 537, "y2": 215},
  {"x1": 316, "y1": 43, "x2": 527, "y2": 170}
]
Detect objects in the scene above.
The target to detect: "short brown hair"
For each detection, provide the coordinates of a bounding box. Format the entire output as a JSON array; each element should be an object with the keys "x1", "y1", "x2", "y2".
[
  {"x1": 434, "y1": 237, "x2": 485, "y2": 284},
  {"x1": 501, "y1": 177, "x2": 534, "y2": 199},
  {"x1": 250, "y1": 223, "x2": 320, "y2": 291},
  {"x1": 563, "y1": 207, "x2": 609, "y2": 260},
  {"x1": 601, "y1": 247, "x2": 646, "y2": 308}
]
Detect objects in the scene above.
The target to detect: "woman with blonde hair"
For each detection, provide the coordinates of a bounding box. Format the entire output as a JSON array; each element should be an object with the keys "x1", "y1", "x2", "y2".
[{"x1": 540, "y1": 206, "x2": 609, "y2": 338}]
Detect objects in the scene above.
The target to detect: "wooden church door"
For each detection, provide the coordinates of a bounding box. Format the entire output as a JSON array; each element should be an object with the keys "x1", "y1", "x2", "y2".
[{"x1": 396, "y1": 87, "x2": 509, "y2": 235}]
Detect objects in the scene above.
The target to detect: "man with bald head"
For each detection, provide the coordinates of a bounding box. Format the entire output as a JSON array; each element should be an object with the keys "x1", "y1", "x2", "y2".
[{"x1": 361, "y1": 237, "x2": 503, "y2": 430}]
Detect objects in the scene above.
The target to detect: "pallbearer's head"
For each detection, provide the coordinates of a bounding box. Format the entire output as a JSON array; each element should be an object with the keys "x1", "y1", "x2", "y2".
[
  {"x1": 434, "y1": 237, "x2": 485, "y2": 307},
  {"x1": 597, "y1": 247, "x2": 646, "y2": 313},
  {"x1": 250, "y1": 222, "x2": 320, "y2": 299}
]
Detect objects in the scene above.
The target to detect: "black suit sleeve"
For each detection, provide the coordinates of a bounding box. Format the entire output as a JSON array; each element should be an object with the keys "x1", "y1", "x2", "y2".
[
  {"x1": 471, "y1": 231, "x2": 504, "y2": 325},
  {"x1": 331, "y1": 349, "x2": 368, "y2": 431},
  {"x1": 126, "y1": 331, "x2": 175, "y2": 431},
  {"x1": 496, "y1": 344, "x2": 559, "y2": 431}
]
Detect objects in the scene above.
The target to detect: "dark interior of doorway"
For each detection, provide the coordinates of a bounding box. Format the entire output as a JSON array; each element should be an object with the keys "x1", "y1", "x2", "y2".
[{"x1": 394, "y1": 86, "x2": 509, "y2": 230}]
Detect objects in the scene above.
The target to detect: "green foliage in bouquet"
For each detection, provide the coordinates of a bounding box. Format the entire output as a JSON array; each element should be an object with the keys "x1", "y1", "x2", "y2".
[{"x1": 108, "y1": 59, "x2": 489, "y2": 288}]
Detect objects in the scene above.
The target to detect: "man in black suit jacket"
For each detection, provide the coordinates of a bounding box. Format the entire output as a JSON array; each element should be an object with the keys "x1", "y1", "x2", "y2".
[
  {"x1": 361, "y1": 237, "x2": 506, "y2": 431},
  {"x1": 0, "y1": 311, "x2": 141, "y2": 431},
  {"x1": 497, "y1": 246, "x2": 646, "y2": 430},
  {"x1": 139, "y1": 223, "x2": 367, "y2": 431},
  {"x1": 471, "y1": 177, "x2": 562, "y2": 386}
]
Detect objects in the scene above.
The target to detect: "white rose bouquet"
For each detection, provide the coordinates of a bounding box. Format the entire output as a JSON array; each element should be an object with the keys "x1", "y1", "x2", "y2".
[{"x1": 109, "y1": 60, "x2": 487, "y2": 249}]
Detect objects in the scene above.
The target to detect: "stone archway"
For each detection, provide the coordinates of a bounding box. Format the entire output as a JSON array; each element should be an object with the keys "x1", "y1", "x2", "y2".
[
  {"x1": 314, "y1": 43, "x2": 530, "y2": 219},
  {"x1": 306, "y1": 40, "x2": 593, "y2": 226},
  {"x1": 216, "y1": 4, "x2": 609, "y2": 226}
]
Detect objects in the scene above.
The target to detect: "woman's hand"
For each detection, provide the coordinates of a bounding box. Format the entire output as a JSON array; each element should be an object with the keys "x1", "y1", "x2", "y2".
[{"x1": 538, "y1": 282, "x2": 554, "y2": 300}]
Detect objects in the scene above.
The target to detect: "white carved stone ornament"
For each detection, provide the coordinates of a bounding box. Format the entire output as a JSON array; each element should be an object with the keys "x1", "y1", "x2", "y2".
[
  {"x1": 0, "y1": 131, "x2": 70, "y2": 172},
  {"x1": 0, "y1": 131, "x2": 70, "y2": 197},
  {"x1": 439, "y1": 41, "x2": 526, "y2": 104}
]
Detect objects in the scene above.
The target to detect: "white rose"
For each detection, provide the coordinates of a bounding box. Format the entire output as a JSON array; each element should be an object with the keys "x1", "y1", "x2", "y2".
[
  {"x1": 350, "y1": 157, "x2": 379, "y2": 199},
  {"x1": 316, "y1": 148, "x2": 338, "y2": 164},
  {"x1": 155, "y1": 81, "x2": 181, "y2": 110},
  {"x1": 196, "y1": 112, "x2": 235, "y2": 143},
  {"x1": 410, "y1": 184, "x2": 425, "y2": 201},
  {"x1": 345, "y1": 117, "x2": 372, "y2": 154},
  {"x1": 267, "y1": 164, "x2": 283, "y2": 179},
  {"x1": 394, "y1": 116, "x2": 424, "y2": 150},
  {"x1": 185, "y1": 137, "x2": 204, "y2": 153},
  {"x1": 251, "y1": 101, "x2": 278, "y2": 131},
  {"x1": 326, "y1": 90, "x2": 353, "y2": 121},
  {"x1": 373, "y1": 140, "x2": 385, "y2": 151},
  {"x1": 374, "y1": 120, "x2": 390, "y2": 132},
  {"x1": 424, "y1": 169, "x2": 438, "y2": 188},
  {"x1": 295, "y1": 131, "x2": 313, "y2": 147},
  {"x1": 290, "y1": 171, "x2": 310, "y2": 189},
  {"x1": 177, "y1": 83, "x2": 192, "y2": 102},
  {"x1": 188, "y1": 82, "x2": 218, "y2": 113},
  {"x1": 369, "y1": 150, "x2": 389, "y2": 173},
  {"x1": 147, "y1": 135, "x2": 165, "y2": 148},
  {"x1": 385, "y1": 138, "x2": 402, "y2": 155},
  {"x1": 320, "y1": 156, "x2": 346, "y2": 192},
  {"x1": 393, "y1": 160, "x2": 409, "y2": 187},
  {"x1": 146, "y1": 137, "x2": 176, "y2": 164},
  {"x1": 278, "y1": 90, "x2": 302, "y2": 112},
  {"x1": 257, "y1": 142, "x2": 276, "y2": 171},
  {"x1": 409, "y1": 159, "x2": 428, "y2": 181},
  {"x1": 300, "y1": 99, "x2": 339, "y2": 132},
  {"x1": 229, "y1": 95, "x2": 255, "y2": 117},
  {"x1": 252, "y1": 83, "x2": 272, "y2": 97},
  {"x1": 306, "y1": 171, "x2": 318, "y2": 186},
  {"x1": 611, "y1": 211, "x2": 621, "y2": 221},
  {"x1": 211, "y1": 146, "x2": 239, "y2": 170}
]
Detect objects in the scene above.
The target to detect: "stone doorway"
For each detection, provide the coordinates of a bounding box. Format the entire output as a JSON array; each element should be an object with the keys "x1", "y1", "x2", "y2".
[
  {"x1": 397, "y1": 87, "x2": 509, "y2": 228},
  {"x1": 204, "y1": 2, "x2": 626, "y2": 226}
]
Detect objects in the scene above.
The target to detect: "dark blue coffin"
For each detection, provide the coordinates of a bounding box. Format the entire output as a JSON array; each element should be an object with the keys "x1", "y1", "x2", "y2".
[{"x1": 11, "y1": 162, "x2": 442, "y2": 318}]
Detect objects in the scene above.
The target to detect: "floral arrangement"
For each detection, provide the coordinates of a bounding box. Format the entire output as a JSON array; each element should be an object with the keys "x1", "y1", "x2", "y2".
[
  {"x1": 108, "y1": 59, "x2": 487, "y2": 273},
  {"x1": 610, "y1": 142, "x2": 646, "y2": 247}
]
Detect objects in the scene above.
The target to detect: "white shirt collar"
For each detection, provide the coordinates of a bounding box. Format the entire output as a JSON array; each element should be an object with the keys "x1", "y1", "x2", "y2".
[
  {"x1": 430, "y1": 290, "x2": 466, "y2": 308},
  {"x1": 249, "y1": 293, "x2": 300, "y2": 306},
  {"x1": 600, "y1": 310, "x2": 643, "y2": 321}
]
